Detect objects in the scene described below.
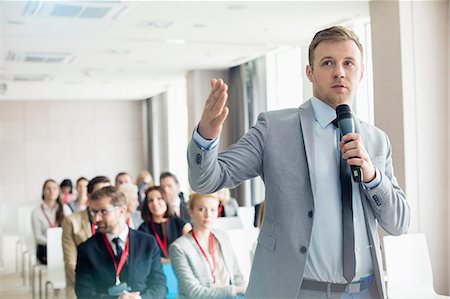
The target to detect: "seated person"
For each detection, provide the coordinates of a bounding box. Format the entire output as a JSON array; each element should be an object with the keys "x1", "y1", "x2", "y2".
[
  {"x1": 217, "y1": 188, "x2": 239, "y2": 217},
  {"x1": 62, "y1": 175, "x2": 111, "y2": 299},
  {"x1": 118, "y1": 183, "x2": 143, "y2": 229},
  {"x1": 68, "y1": 177, "x2": 89, "y2": 213},
  {"x1": 75, "y1": 186, "x2": 166, "y2": 299},
  {"x1": 31, "y1": 179, "x2": 65, "y2": 264},
  {"x1": 138, "y1": 186, "x2": 191, "y2": 264},
  {"x1": 169, "y1": 193, "x2": 246, "y2": 299}
]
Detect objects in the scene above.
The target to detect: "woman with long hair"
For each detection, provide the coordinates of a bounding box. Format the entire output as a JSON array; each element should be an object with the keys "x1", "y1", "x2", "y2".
[
  {"x1": 138, "y1": 186, "x2": 191, "y2": 264},
  {"x1": 31, "y1": 179, "x2": 65, "y2": 264}
]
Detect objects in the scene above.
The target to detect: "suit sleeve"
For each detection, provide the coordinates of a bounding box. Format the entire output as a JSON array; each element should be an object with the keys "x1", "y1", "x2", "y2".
[
  {"x1": 187, "y1": 113, "x2": 269, "y2": 194},
  {"x1": 139, "y1": 237, "x2": 167, "y2": 299},
  {"x1": 363, "y1": 132, "x2": 410, "y2": 235},
  {"x1": 62, "y1": 217, "x2": 77, "y2": 285},
  {"x1": 75, "y1": 244, "x2": 115, "y2": 299},
  {"x1": 169, "y1": 240, "x2": 237, "y2": 299}
]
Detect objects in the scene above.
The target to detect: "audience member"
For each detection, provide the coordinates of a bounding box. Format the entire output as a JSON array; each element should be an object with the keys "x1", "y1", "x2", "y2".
[
  {"x1": 60, "y1": 178, "x2": 75, "y2": 205},
  {"x1": 136, "y1": 170, "x2": 154, "y2": 207},
  {"x1": 118, "y1": 183, "x2": 143, "y2": 229},
  {"x1": 75, "y1": 186, "x2": 166, "y2": 299},
  {"x1": 31, "y1": 179, "x2": 65, "y2": 264},
  {"x1": 217, "y1": 188, "x2": 239, "y2": 217},
  {"x1": 68, "y1": 177, "x2": 89, "y2": 213},
  {"x1": 115, "y1": 172, "x2": 132, "y2": 187},
  {"x1": 159, "y1": 172, "x2": 190, "y2": 223},
  {"x1": 169, "y1": 193, "x2": 246, "y2": 299},
  {"x1": 62, "y1": 175, "x2": 111, "y2": 299},
  {"x1": 138, "y1": 186, "x2": 191, "y2": 264}
]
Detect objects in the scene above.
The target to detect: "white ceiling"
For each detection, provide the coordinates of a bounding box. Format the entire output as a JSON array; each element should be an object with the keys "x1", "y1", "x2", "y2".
[{"x1": 0, "y1": 1, "x2": 370, "y2": 101}]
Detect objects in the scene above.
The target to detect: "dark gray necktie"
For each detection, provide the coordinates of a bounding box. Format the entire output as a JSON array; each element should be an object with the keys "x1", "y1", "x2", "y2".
[
  {"x1": 333, "y1": 119, "x2": 356, "y2": 283},
  {"x1": 112, "y1": 237, "x2": 122, "y2": 262}
]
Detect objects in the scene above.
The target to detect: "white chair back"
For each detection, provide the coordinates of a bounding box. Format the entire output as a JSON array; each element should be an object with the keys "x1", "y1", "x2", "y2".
[
  {"x1": 213, "y1": 216, "x2": 243, "y2": 230},
  {"x1": 46, "y1": 227, "x2": 66, "y2": 289},
  {"x1": 383, "y1": 233, "x2": 449, "y2": 298},
  {"x1": 18, "y1": 204, "x2": 36, "y2": 253},
  {"x1": 225, "y1": 228, "x2": 260, "y2": 282},
  {"x1": 237, "y1": 206, "x2": 255, "y2": 228}
]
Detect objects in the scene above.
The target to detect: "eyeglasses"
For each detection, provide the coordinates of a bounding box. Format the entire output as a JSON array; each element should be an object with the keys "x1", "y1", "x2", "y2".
[{"x1": 89, "y1": 206, "x2": 118, "y2": 218}]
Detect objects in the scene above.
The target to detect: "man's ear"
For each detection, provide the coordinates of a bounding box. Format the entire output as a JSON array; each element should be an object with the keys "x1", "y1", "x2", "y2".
[{"x1": 306, "y1": 64, "x2": 314, "y2": 83}]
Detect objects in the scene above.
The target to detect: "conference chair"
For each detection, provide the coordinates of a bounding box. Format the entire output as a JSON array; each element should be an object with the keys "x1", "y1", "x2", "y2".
[
  {"x1": 213, "y1": 216, "x2": 243, "y2": 230},
  {"x1": 225, "y1": 228, "x2": 260, "y2": 281},
  {"x1": 162, "y1": 264, "x2": 178, "y2": 299},
  {"x1": 44, "y1": 227, "x2": 65, "y2": 299},
  {"x1": 383, "y1": 233, "x2": 450, "y2": 298}
]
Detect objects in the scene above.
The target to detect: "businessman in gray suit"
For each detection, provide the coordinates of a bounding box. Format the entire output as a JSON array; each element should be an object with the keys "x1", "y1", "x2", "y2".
[{"x1": 187, "y1": 26, "x2": 410, "y2": 299}]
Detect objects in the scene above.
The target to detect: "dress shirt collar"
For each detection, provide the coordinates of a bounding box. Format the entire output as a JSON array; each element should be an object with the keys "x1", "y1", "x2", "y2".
[
  {"x1": 106, "y1": 225, "x2": 129, "y2": 248},
  {"x1": 311, "y1": 97, "x2": 337, "y2": 129}
]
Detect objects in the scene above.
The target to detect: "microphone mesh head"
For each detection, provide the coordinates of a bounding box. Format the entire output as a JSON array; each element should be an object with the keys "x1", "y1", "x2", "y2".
[{"x1": 336, "y1": 104, "x2": 352, "y2": 121}]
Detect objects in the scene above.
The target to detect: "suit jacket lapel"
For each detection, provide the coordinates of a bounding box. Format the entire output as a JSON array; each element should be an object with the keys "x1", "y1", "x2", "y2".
[
  {"x1": 127, "y1": 230, "x2": 135, "y2": 285},
  {"x1": 298, "y1": 100, "x2": 316, "y2": 204}
]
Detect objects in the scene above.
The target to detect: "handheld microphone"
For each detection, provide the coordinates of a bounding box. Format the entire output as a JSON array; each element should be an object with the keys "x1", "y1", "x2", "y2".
[{"x1": 335, "y1": 104, "x2": 362, "y2": 183}]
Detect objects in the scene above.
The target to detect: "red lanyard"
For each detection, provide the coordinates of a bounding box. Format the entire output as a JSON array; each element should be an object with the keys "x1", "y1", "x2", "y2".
[
  {"x1": 101, "y1": 233, "x2": 129, "y2": 285},
  {"x1": 150, "y1": 220, "x2": 168, "y2": 257},
  {"x1": 218, "y1": 204, "x2": 223, "y2": 217},
  {"x1": 40, "y1": 204, "x2": 57, "y2": 227},
  {"x1": 191, "y1": 230, "x2": 216, "y2": 283}
]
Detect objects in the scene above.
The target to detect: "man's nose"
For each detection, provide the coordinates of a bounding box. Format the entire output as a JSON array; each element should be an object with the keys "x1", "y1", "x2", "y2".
[{"x1": 334, "y1": 66, "x2": 345, "y2": 78}]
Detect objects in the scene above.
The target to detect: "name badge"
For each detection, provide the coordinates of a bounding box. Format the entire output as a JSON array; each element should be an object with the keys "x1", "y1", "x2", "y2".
[{"x1": 107, "y1": 282, "x2": 129, "y2": 296}]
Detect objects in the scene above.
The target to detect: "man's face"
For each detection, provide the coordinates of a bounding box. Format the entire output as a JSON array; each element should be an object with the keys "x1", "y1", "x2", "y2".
[
  {"x1": 116, "y1": 174, "x2": 132, "y2": 186},
  {"x1": 306, "y1": 40, "x2": 364, "y2": 108},
  {"x1": 76, "y1": 179, "x2": 88, "y2": 197},
  {"x1": 89, "y1": 196, "x2": 125, "y2": 234},
  {"x1": 160, "y1": 177, "x2": 179, "y2": 202}
]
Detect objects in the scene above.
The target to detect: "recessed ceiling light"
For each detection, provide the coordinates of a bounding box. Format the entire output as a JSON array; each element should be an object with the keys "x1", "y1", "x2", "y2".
[
  {"x1": 166, "y1": 39, "x2": 186, "y2": 45},
  {"x1": 226, "y1": 5, "x2": 248, "y2": 11},
  {"x1": 193, "y1": 23, "x2": 206, "y2": 28}
]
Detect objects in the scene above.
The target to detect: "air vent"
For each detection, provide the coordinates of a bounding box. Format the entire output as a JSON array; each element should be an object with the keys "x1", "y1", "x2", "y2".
[
  {"x1": 140, "y1": 20, "x2": 174, "y2": 29},
  {"x1": 22, "y1": 1, "x2": 131, "y2": 19},
  {"x1": 6, "y1": 50, "x2": 75, "y2": 64},
  {"x1": 12, "y1": 74, "x2": 52, "y2": 82}
]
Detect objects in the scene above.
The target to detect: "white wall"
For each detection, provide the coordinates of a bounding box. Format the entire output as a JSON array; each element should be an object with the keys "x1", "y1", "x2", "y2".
[{"x1": 0, "y1": 100, "x2": 145, "y2": 233}]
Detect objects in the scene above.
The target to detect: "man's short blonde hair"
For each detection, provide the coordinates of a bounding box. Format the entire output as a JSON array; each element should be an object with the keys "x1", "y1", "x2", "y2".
[{"x1": 308, "y1": 26, "x2": 363, "y2": 68}]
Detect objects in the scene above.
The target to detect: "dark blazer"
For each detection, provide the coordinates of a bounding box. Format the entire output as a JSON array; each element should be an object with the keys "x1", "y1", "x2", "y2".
[
  {"x1": 178, "y1": 192, "x2": 191, "y2": 223},
  {"x1": 75, "y1": 229, "x2": 166, "y2": 299}
]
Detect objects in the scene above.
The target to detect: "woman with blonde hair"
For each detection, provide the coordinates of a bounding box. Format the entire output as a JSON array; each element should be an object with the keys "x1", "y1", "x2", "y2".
[{"x1": 169, "y1": 193, "x2": 246, "y2": 298}]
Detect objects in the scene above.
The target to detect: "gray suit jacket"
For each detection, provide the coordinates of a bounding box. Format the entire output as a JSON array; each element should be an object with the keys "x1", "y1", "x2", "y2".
[
  {"x1": 187, "y1": 100, "x2": 410, "y2": 299},
  {"x1": 169, "y1": 228, "x2": 245, "y2": 299}
]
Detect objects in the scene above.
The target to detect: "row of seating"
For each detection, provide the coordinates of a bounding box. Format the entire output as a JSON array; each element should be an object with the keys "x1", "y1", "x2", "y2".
[{"x1": 2, "y1": 203, "x2": 449, "y2": 298}]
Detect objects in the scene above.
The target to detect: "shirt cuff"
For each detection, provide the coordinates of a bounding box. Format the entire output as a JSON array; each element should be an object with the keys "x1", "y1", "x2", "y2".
[
  {"x1": 192, "y1": 126, "x2": 219, "y2": 151},
  {"x1": 362, "y1": 168, "x2": 381, "y2": 190}
]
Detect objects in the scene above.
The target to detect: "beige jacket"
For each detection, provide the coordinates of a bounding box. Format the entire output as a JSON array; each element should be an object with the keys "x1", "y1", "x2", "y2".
[{"x1": 62, "y1": 209, "x2": 92, "y2": 286}]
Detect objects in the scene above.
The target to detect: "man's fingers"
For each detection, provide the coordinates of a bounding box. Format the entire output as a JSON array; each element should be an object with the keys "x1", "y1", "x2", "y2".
[{"x1": 216, "y1": 106, "x2": 229, "y2": 125}]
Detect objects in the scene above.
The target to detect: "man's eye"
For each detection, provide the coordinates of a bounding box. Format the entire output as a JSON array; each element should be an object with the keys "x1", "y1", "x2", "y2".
[
  {"x1": 344, "y1": 61, "x2": 355, "y2": 66},
  {"x1": 322, "y1": 60, "x2": 333, "y2": 66}
]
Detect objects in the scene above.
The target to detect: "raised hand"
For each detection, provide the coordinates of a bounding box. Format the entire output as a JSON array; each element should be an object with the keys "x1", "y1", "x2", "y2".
[{"x1": 197, "y1": 79, "x2": 229, "y2": 140}]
